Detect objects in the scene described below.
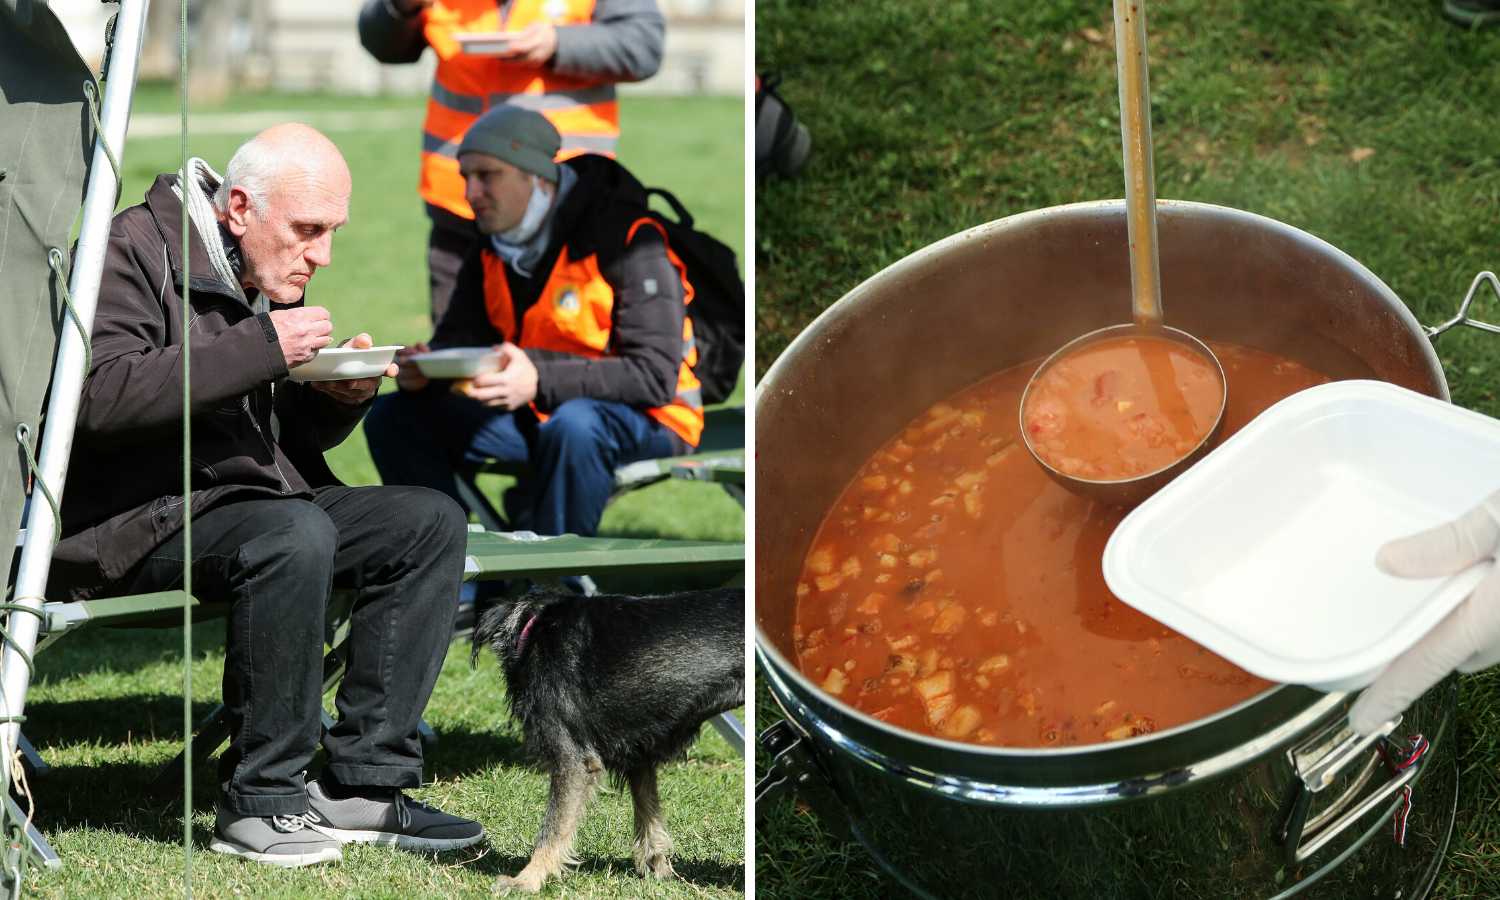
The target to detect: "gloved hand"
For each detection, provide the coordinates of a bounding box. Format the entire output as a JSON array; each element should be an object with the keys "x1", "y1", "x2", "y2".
[{"x1": 1349, "y1": 490, "x2": 1500, "y2": 735}]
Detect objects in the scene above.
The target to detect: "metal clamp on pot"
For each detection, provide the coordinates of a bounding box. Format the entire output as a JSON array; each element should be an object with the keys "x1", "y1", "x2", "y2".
[
  {"x1": 1426, "y1": 271, "x2": 1500, "y2": 339},
  {"x1": 1271, "y1": 713, "x2": 1426, "y2": 867},
  {"x1": 755, "y1": 718, "x2": 853, "y2": 841}
]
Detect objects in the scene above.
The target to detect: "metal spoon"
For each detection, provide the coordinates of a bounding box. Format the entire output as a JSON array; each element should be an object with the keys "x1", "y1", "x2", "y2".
[{"x1": 1019, "y1": 0, "x2": 1227, "y2": 507}]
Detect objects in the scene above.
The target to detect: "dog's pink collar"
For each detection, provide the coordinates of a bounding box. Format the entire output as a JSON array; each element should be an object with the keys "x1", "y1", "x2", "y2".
[{"x1": 517, "y1": 613, "x2": 539, "y2": 655}]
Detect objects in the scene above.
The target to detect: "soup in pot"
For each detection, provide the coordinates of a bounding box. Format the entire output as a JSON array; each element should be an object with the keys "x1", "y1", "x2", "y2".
[{"x1": 793, "y1": 342, "x2": 1329, "y2": 747}]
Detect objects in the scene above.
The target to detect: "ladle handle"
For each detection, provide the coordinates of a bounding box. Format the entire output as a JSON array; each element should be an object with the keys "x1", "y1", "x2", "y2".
[{"x1": 1114, "y1": 0, "x2": 1163, "y2": 328}]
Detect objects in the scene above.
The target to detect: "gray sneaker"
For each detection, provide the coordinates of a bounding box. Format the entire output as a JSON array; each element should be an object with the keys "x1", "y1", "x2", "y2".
[
  {"x1": 306, "y1": 779, "x2": 485, "y2": 852},
  {"x1": 209, "y1": 805, "x2": 342, "y2": 867}
]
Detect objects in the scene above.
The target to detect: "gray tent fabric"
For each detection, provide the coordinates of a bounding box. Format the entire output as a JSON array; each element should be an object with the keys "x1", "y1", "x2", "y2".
[{"x1": 0, "y1": 0, "x2": 96, "y2": 558}]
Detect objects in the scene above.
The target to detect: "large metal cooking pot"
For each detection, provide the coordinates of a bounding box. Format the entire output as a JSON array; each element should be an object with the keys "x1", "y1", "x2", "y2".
[{"x1": 755, "y1": 200, "x2": 1495, "y2": 899}]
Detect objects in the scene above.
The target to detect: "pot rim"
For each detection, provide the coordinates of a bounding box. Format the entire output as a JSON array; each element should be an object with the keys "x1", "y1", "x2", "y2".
[
  {"x1": 754, "y1": 198, "x2": 1435, "y2": 761},
  {"x1": 753, "y1": 198, "x2": 1440, "y2": 406}
]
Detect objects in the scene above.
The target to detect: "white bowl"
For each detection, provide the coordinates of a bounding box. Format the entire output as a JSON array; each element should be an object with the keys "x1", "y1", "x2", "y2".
[
  {"x1": 410, "y1": 347, "x2": 503, "y2": 379},
  {"x1": 1103, "y1": 379, "x2": 1500, "y2": 692},
  {"x1": 287, "y1": 345, "x2": 401, "y2": 382},
  {"x1": 453, "y1": 31, "x2": 523, "y2": 55}
]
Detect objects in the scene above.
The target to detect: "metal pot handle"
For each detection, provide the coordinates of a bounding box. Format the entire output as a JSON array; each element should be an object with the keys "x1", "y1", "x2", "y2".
[
  {"x1": 1426, "y1": 271, "x2": 1500, "y2": 339},
  {"x1": 755, "y1": 718, "x2": 854, "y2": 841},
  {"x1": 1270, "y1": 713, "x2": 1426, "y2": 866}
]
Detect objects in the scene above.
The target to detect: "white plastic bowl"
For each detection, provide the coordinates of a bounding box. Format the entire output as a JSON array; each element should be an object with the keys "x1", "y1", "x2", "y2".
[
  {"x1": 1103, "y1": 379, "x2": 1500, "y2": 691},
  {"x1": 286, "y1": 345, "x2": 401, "y2": 383},
  {"x1": 453, "y1": 31, "x2": 522, "y2": 55},
  {"x1": 410, "y1": 347, "x2": 503, "y2": 379}
]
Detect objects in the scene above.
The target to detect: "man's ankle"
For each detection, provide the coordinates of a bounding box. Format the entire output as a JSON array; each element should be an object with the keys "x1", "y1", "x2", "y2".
[{"x1": 316, "y1": 777, "x2": 394, "y2": 802}]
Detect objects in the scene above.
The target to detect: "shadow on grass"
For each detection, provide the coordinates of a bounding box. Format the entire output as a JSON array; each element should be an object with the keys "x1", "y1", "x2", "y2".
[
  {"x1": 24, "y1": 694, "x2": 221, "y2": 749},
  {"x1": 456, "y1": 850, "x2": 744, "y2": 892},
  {"x1": 34, "y1": 620, "x2": 228, "y2": 682},
  {"x1": 24, "y1": 755, "x2": 219, "y2": 842}
]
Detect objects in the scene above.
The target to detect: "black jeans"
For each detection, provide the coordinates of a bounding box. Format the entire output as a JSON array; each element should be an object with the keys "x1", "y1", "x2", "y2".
[{"x1": 123, "y1": 485, "x2": 467, "y2": 816}]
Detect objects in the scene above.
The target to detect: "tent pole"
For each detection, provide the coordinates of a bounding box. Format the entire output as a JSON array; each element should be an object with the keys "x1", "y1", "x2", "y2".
[{"x1": 1, "y1": 0, "x2": 151, "y2": 769}]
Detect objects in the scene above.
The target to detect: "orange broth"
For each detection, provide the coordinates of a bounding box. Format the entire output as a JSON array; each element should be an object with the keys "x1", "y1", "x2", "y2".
[
  {"x1": 1023, "y1": 335, "x2": 1224, "y2": 480},
  {"x1": 793, "y1": 342, "x2": 1330, "y2": 747}
]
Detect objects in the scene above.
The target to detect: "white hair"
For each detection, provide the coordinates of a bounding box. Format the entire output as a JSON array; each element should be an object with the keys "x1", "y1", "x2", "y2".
[{"x1": 214, "y1": 133, "x2": 294, "y2": 215}]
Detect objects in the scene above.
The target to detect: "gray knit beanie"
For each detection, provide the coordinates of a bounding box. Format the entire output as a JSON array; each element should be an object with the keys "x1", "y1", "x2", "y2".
[{"x1": 457, "y1": 106, "x2": 561, "y2": 182}]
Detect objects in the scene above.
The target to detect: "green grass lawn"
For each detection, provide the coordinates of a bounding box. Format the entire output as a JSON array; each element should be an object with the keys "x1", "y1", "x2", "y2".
[
  {"x1": 15, "y1": 87, "x2": 745, "y2": 898},
  {"x1": 756, "y1": 0, "x2": 1500, "y2": 897}
]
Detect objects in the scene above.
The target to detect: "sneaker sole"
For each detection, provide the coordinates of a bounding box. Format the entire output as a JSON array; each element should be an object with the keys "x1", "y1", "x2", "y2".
[
  {"x1": 209, "y1": 838, "x2": 342, "y2": 867},
  {"x1": 319, "y1": 825, "x2": 486, "y2": 852}
]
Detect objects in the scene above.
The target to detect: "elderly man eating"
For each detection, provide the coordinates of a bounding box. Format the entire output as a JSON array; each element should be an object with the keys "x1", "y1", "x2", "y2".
[{"x1": 48, "y1": 124, "x2": 483, "y2": 867}]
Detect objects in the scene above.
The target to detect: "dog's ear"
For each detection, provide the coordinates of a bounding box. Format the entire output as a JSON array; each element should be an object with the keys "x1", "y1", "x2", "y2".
[{"x1": 470, "y1": 600, "x2": 517, "y2": 666}]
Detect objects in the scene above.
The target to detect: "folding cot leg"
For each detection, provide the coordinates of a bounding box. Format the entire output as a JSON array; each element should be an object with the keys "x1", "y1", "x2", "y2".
[
  {"x1": 5, "y1": 796, "x2": 61, "y2": 872},
  {"x1": 146, "y1": 703, "x2": 233, "y2": 798},
  {"x1": 14, "y1": 735, "x2": 47, "y2": 784},
  {"x1": 454, "y1": 471, "x2": 507, "y2": 532},
  {"x1": 710, "y1": 712, "x2": 745, "y2": 757}
]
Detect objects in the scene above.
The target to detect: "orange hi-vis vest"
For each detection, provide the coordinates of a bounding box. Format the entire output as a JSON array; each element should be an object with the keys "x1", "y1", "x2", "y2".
[
  {"x1": 420, "y1": 0, "x2": 621, "y2": 220},
  {"x1": 480, "y1": 218, "x2": 704, "y2": 446}
]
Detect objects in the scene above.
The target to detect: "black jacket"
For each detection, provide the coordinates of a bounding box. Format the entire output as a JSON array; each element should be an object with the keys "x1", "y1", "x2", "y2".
[
  {"x1": 50, "y1": 175, "x2": 368, "y2": 599},
  {"x1": 430, "y1": 155, "x2": 686, "y2": 414}
]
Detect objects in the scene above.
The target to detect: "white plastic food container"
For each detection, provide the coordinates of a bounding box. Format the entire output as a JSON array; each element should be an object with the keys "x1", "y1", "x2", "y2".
[
  {"x1": 286, "y1": 345, "x2": 401, "y2": 383},
  {"x1": 453, "y1": 31, "x2": 523, "y2": 55},
  {"x1": 410, "y1": 347, "x2": 504, "y2": 379},
  {"x1": 1103, "y1": 379, "x2": 1500, "y2": 691}
]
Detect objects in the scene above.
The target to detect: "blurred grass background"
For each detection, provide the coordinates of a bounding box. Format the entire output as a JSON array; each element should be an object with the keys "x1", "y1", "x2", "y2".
[
  {"x1": 18, "y1": 88, "x2": 745, "y2": 899},
  {"x1": 755, "y1": 0, "x2": 1500, "y2": 897}
]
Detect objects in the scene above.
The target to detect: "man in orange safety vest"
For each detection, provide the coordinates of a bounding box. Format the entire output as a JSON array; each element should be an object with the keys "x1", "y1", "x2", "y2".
[
  {"x1": 364, "y1": 107, "x2": 701, "y2": 543},
  {"x1": 359, "y1": 0, "x2": 664, "y2": 322}
]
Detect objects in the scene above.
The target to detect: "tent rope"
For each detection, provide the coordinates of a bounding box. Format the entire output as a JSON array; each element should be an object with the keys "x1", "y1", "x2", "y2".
[
  {"x1": 81, "y1": 81, "x2": 120, "y2": 207},
  {"x1": 47, "y1": 249, "x2": 92, "y2": 378},
  {"x1": 179, "y1": 0, "x2": 194, "y2": 893},
  {"x1": 12, "y1": 427, "x2": 57, "y2": 552}
]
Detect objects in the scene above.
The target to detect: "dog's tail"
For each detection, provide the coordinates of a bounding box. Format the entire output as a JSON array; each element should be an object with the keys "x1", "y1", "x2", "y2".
[{"x1": 471, "y1": 602, "x2": 508, "y2": 667}]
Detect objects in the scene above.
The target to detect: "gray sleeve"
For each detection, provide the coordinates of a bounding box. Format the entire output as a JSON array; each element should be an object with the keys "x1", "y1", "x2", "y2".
[
  {"x1": 550, "y1": 0, "x2": 665, "y2": 82},
  {"x1": 358, "y1": 0, "x2": 429, "y2": 65}
]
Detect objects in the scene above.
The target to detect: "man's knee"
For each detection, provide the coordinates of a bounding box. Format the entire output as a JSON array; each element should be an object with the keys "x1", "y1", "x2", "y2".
[
  {"x1": 247, "y1": 501, "x2": 340, "y2": 564},
  {"x1": 537, "y1": 400, "x2": 612, "y2": 455},
  {"x1": 375, "y1": 485, "x2": 468, "y2": 547},
  {"x1": 225, "y1": 501, "x2": 340, "y2": 602}
]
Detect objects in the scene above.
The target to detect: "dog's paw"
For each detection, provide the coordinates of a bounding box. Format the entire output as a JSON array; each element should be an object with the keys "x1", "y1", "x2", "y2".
[
  {"x1": 635, "y1": 850, "x2": 675, "y2": 880},
  {"x1": 493, "y1": 873, "x2": 545, "y2": 894}
]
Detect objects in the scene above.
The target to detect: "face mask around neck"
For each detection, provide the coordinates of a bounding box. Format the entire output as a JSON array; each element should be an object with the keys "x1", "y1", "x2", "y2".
[{"x1": 497, "y1": 174, "x2": 553, "y2": 245}]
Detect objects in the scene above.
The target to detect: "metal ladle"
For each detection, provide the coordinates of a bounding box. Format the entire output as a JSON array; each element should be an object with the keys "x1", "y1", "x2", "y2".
[{"x1": 1019, "y1": 0, "x2": 1227, "y2": 508}]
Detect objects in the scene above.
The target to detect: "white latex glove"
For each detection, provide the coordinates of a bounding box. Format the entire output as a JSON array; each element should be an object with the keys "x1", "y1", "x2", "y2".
[{"x1": 1348, "y1": 490, "x2": 1500, "y2": 735}]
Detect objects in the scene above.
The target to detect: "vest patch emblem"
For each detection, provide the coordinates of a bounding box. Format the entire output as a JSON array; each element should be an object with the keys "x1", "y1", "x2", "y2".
[
  {"x1": 554, "y1": 287, "x2": 581, "y2": 312},
  {"x1": 542, "y1": 0, "x2": 568, "y2": 20}
]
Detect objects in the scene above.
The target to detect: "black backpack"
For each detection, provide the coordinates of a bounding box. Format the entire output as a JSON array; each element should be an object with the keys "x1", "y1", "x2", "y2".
[{"x1": 644, "y1": 187, "x2": 745, "y2": 405}]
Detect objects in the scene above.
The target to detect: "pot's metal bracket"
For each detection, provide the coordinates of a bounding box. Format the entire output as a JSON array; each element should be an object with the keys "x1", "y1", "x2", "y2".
[
  {"x1": 1426, "y1": 271, "x2": 1500, "y2": 339},
  {"x1": 1271, "y1": 714, "x2": 1423, "y2": 867},
  {"x1": 755, "y1": 719, "x2": 854, "y2": 841}
]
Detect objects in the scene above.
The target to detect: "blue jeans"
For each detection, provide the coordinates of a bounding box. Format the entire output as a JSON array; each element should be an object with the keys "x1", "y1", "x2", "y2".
[{"x1": 364, "y1": 391, "x2": 681, "y2": 537}]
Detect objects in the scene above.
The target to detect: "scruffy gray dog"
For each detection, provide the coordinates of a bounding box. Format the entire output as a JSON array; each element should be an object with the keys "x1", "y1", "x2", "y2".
[{"x1": 472, "y1": 586, "x2": 744, "y2": 892}]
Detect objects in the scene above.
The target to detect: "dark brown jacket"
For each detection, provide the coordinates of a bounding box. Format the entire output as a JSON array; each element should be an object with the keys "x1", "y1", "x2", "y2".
[{"x1": 49, "y1": 175, "x2": 368, "y2": 599}]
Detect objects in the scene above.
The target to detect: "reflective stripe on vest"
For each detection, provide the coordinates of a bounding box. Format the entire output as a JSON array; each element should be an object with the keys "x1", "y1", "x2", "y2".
[
  {"x1": 479, "y1": 237, "x2": 704, "y2": 446},
  {"x1": 418, "y1": 0, "x2": 619, "y2": 219},
  {"x1": 430, "y1": 82, "x2": 618, "y2": 115}
]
